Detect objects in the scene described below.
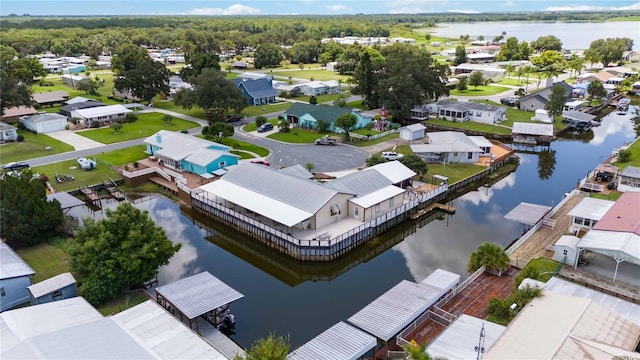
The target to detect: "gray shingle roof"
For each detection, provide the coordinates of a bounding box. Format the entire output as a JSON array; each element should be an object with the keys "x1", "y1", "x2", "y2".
[
  {"x1": 519, "y1": 82, "x2": 574, "y2": 102},
  {"x1": 237, "y1": 78, "x2": 279, "y2": 99},
  {"x1": 620, "y1": 165, "x2": 640, "y2": 179}
]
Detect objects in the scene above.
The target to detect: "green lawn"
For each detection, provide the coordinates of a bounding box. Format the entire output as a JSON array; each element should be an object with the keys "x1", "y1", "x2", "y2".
[
  {"x1": 93, "y1": 145, "x2": 148, "y2": 166},
  {"x1": 242, "y1": 118, "x2": 279, "y2": 132},
  {"x1": 231, "y1": 150, "x2": 254, "y2": 159},
  {"x1": 16, "y1": 242, "x2": 71, "y2": 283},
  {"x1": 0, "y1": 130, "x2": 75, "y2": 163},
  {"x1": 293, "y1": 93, "x2": 347, "y2": 104},
  {"x1": 220, "y1": 138, "x2": 270, "y2": 157},
  {"x1": 241, "y1": 102, "x2": 293, "y2": 117},
  {"x1": 97, "y1": 291, "x2": 150, "y2": 316},
  {"x1": 522, "y1": 257, "x2": 561, "y2": 282},
  {"x1": 153, "y1": 101, "x2": 206, "y2": 119},
  {"x1": 422, "y1": 163, "x2": 487, "y2": 184},
  {"x1": 32, "y1": 158, "x2": 121, "y2": 192},
  {"x1": 32, "y1": 73, "x2": 117, "y2": 101},
  {"x1": 77, "y1": 113, "x2": 199, "y2": 144},
  {"x1": 267, "y1": 128, "x2": 322, "y2": 143},
  {"x1": 496, "y1": 78, "x2": 533, "y2": 86},
  {"x1": 352, "y1": 128, "x2": 381, "y2": 136},
  {"x1": 590, "y1": 191, "x2": 624, "y2": 201},
  {"x1": 614, "y1": 137, "x2": 640, "y2": 171},
  {"x1": 351, "y1": 133, "x2": 399, "y2": 147},
  {"x1": 450, "y1": 85, "x2": 511, "y2": 97},
  {"x1": 427, "y1": 118, "x2": 513, "y2": 135},
  {"x1": 346, "y1": 99, "x2": 364, "y2": 109},
  {"x1": 268, "y1": 69, "x2": 350, "y2": 81}
]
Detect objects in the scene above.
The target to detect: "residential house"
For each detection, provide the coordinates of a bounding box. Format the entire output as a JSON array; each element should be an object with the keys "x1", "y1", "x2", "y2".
[
  {"x1": 0, "y1": 121, "x2": 19, "y2": 142},
  {"x1": 144, "y1": 130, "x2": 239, "y2": 175},
  {"x1": 566, "y1": 197, "x2": 615, "y2": 235},
  {"x1": 0, "y1": 242, "x2": 36, "y2": 311},
  {"x1": 563, "y1": 100, "x2": 586, "y2": 112},
  {"x1": 168, "y1": 76, "x2": 193, "y2": 99},
  {"x1": 622, "y1": 50, "x2": 640, "y2": 62},
  {"x1": 575, "y1": 71, "x2": 615, "y2": 84},
  {"x1": 59, "y1": 100, "x2": 106, "y2": 118},
  {"x1": 284, "y1": 103, "x2": 372, "y2": 132},
  {"x1": 453, "y1": 64, "x2": 505, "y2": 81},
  {"x1": 27, "y1": 272, "x2": 77, "y2": 305},
  {"x1": 617, "y1": 165, "x2": 640, "y2": 192},
  {"x1": 232, "y1": 61, "x2": 248, "y2": 69},
  {"x1": 298, "y1": 80, "x2": 341, "y2": 96},
  {"x1": 631, "y1": 81, "x2": 640, "y2": 96},
  {"x1": 62, "y1": 64, "x2": 87, "y2": 74},
  {"x1": 1, "y1": 106, "x2": 37, "y2": 122},
  {"x1": 238, "y1": 72, "x2": 271, "y2": 81},
  {"x1": 467, "y1": 53, "x2": 496, "y2": 64},
  {"x1": 70, "y1": 104, "x2": 131, "y2": 126},
  {"x1": 32, "y1": 90, "x2": 69, "y2": 107},
  {"x1": 61, "y1": 74, "x2": 88, "y2": 87},
  {"x1": 603, "y1": 66, "x2": 639, "y2": 78},
  {"x1": 234, "y1": 78, "x2": 279, "y2": 106},
  {"x1": 20, "y1": 113, "x2": 68, "y2": 134},
  {"x1": 410, "y1": 131, "x2": 487, "y2": 163},
  {"x1": 518, "y1": 82, "x2": 574, "y2": 112},
  {"x1": 399, "y1": 123, "x2": 427, "y2": 141},
  {"x1": 422, "y1": 100, "x2": 507, "y2": 124}
]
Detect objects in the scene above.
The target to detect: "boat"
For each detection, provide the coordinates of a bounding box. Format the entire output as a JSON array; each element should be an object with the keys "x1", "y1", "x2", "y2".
[
  {"x1": 616, "y1": 98, "x2": 630, "y2": 114},
  {"x1": 77, "y1": 157, "x2": 97, "y2": 170}
]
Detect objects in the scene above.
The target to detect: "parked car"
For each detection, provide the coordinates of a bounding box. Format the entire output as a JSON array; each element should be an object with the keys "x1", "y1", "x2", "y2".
[
  {"x1": 315, "y1": 136, "x2": 336, "y2": 145},
  {"x1": 257, "y1": 123, "x2": 274, "y2": 133},
  {"x1": 225, "y1": 114, "x2": 242, "y2": 123},
  {"x1": 250, "y1": 159, "x2": 270, "y2": 166},
  {"x1": 2, "y1": 161, "x2": 30, "y2": 171},
  {"x1": 500, "y1": 96, "x2": 518, "y2": 106},
  {"x1": 595, "y1": 171, "x2": 613, "y2": 182},
  {"x1": 381, "y1": 152, "x2": 404, "y2": 161}
]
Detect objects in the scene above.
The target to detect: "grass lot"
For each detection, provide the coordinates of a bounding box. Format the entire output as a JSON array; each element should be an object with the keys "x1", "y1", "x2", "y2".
[
  {"x1": 352, "y1": 128, "x2": 381, "y2": 136},
  {"x1": 153, "y1": 101, "x2": 206, "y2": 119},
  {"x1": 33, "y1": 159, "x2": 121, "y2": 192},
  {"x1": 93, "y1": 145, "x2": 148, "y2": 165},
  {"x1": 77, "y1": 113, "x2": 198, "y2": 144},
  {"x1": 471, "y1": 100, "x2": 568, "y2": 131},
  {"x1": 231, "y1": 150, "x2": 254, "y2": 159},
  {"x1": 293, "y1": 93, "x2": 346, "y2": 104},
  {"x1": 97, "y1": 291, "x2": 150, "y2": 316},
  {"x1": 32, "y1": 73, "x2": 117, "y2": 102},
  {"x1": 496, "y1": 78, "x2": 533, "y2": 86},
  {"x1": 153, "y1": 100, "x2": 292, "y2": 119},
  {"x1": 427, "y1": 118, "x2": 513, "y2": 135},
  {"x1": 346, "y1": 99, "x2": 364, "y2": 109},
  {"x1": 241, "y1": 102, "x2": 293, "y2": 117},
  {"x1": 351, "y1": 133, "x2": 399, "y2": 147},
  {"x1": 220, "y1": 138, "x2": 270, "y2": 157},
  {"x1": 0, "y1": 130, "x2": 75, "y2": 163},
  {"x1": 423, "y1": 163, "x2": 487, "y2": 184},
  {"x1": 590, "y1": 191, "x2": 624, "y2": 201},
  {"x1": 449, "y1": 85, "x2": 511, "y2": 97},
  {"x1": 268, "y1": 69, "x2": 350, "y2": 81},
  {"x1": 16, "y1": 242, "x2": 71, "y2": 283},
  {"x1": 614, "y1": 137, "x2": 640, "y2": 171},
  {"x1": 523, "y1": 257, "x2": 561, "y2": 282},
  {"x1": 242, "y1": 118, "x2": 279, "y2": 132},
  {"x1": 267, "y1": 128, "x2": 323, "y2": 143}
]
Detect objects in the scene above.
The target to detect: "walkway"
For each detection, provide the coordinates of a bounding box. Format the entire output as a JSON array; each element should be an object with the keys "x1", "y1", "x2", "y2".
[{"x1": 46, "y1": 130, "x2": 104, "y2": 150}]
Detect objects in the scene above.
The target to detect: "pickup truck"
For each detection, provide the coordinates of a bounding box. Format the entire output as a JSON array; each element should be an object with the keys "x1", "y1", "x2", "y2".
[{"x1": 315, "y1": 137, "x2": 336, "y2": 145}]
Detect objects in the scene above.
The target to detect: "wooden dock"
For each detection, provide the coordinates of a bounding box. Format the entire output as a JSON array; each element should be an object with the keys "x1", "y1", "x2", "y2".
[
  {"x1": 80, "y1": 187, "x2": 100, "y2": 206},
  {"x1": 104, "y1": 179, "x2": 125, "y2": 201},
  {"x1": 410, "y1": 203, "x2": 455, "y2": 220}
]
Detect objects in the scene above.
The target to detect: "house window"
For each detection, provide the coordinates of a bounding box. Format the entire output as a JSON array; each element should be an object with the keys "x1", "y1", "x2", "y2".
[
  {"x1": 0, "y1": 287, "x2": 5, "y2": 296},
  {"x1": 375, "y1": 204, "x2": 381, "y2": 213},
  {"x1": 453, "y1": 152, "x2": 458, "y2": 156},
  {"x1": 584, "y1": 219, "x2": 592, "y2": 227},
  {"x1": 389, "y1": 198, "x2": 395, "y2": 207},
  {"x1": 354, "y1": 206, "x2": 359, "y2": 217},
  {"x1": 219, "y1": 161, "x2": 226, "y2": 168},
  {"x1": 574, "y1": 217, "x2": 583, "y2": 225},
  {"x1": 52, "y1": 290, "x2": 62, "y2": 299},
  {"x1": 467, "y1": 152, "x2": 473, "y2": 159},
  {"x1": 330, "y1": 204, "x2": 340, "y2": 216},
  {"x1": 476, "y1": 112, "x2": 482, "y2": 117}
]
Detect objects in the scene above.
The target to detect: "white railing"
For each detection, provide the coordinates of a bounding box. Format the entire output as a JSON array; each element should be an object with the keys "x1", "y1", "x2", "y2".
[
  {"x1": 505, "y1": 223, "x2": 541, "y2": 256},
  {"x1": 434, "y1": 265, "x2": 486, "y2": 309},
  {"x1": 350, "y1": 129, "x2": 398, "y2": 140}
]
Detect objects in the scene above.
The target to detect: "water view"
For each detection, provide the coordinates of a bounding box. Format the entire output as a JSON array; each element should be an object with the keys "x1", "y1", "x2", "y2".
[
  {"x1": 67, "y1": 108, "x2": 636, "y2": 348},
  {"x1": 430, "y1": 21, "x2": 640, "y2": 50}
]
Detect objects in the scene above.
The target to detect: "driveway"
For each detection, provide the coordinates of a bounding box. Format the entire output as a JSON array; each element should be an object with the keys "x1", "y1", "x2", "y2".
[{"x1": 46, "y1": 130, "x2": 104, "y2": 151}]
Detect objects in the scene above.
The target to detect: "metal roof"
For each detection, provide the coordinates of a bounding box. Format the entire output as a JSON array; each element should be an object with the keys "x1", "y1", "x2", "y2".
[
  {"x1": 47, "y1": 192, "x2": 85, "y2": 210},
  {"x1": 349, "y1": 185, "x2": 404, "y2": 208},
  {"x1": 420, "y1": 269, "x2": 460, "y2": 291},
  {"x1": 278, "y1": 164, "x2": 314, "y2": 179},
  {"x1": 347, "y1": 280, "x2": 446, "y2": 341},
  {"x1": 427, "y1": 131, "x2": 484, "y2": 150},
  {"x1": 145, "y1": 130, "x2": 231, "y2": 160},
  {"x1": 238, "y1": 78, "x2": 279, "y2": 99},
  {"x1": 0, "y1": 242, "x2": 36, "y2": 279},
  {"x1": 511, "y1": 122, "x2": 554, "y2": 136},
  {"x1": 113, "y1": 300, "x2": 227, "y2": 360},
  {"x1": 284, "y1": 103, "x2": 353, "y2": 123},
  {"x1": 504, "y1": 202, "x2": 552, "y2": 226},
  {"x1": 370, "y1": 161, "x2": 416, "y2": 184},
  {"x1": 22, "y1": 112, "x2": 67, "y2": 124},
  {"x1": 155, "y1": 271, "x2": 244, "y2": 320},
  {"x1": 427, "y1": 315, "x2": 506, "y2": 360},
  {"x1": 544, "y1": 277, "x2": 640, "y2": 325},
  {"x1": 199, "y1": 179, "x2": 314, "y2": 227},
  {"x1": 185, "y1": 148, "x2": 238, "y2": 167},
  {"x1": 468, "y1": 136, "x2": 494, "y2": 148},
  {"x1": 325, "y1": 169, "x2": 391, "y2": 196},
  {"x1": 592, "y1": 191, "x2": 640, "y2": 234},
  {"x1": 27, "y1": 272, "x2": 76, "y2": 298},
  {"x1": 577, "y1": 230, "x2": 640, "y2": 265},
  {"x1": 620, "y1": 165, "x2": 640, "y2": 179},
  {"x1": 563, "y1": 110, "x2": 596, "y2": 122},
  {"x1": 402, "y1": 123, "x2": 426, "y2": 132},
  {"x1": 288, "y1": 321, "x2": 376, "y2": 360},
  {"x1": 555, "y1": 235, "x2": 580, "y2": 248},
  {"x1": 485, "y1": 293, "x2": 640, "y2": 359},
  {"x1": 567, "y1": 197, "x2": 615, "y2": 221},
  {"x1": 72, "y1": 104, "x2": 131, "y2": 118},
  {"x1": 65, "y1": 96, "x2": 92, "y2": 104}
]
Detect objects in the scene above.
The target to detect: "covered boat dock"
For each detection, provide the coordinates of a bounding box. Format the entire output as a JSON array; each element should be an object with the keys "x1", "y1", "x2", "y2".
[
  {"x1": 504, "y1": 202, "x2": 553, "y2": 230},
  {"x1": 47, "y1": 191, "x2": 85, "y2": 213},
  {"x1": 287, "y1": 321, "x2": 376, "y2": 360}
]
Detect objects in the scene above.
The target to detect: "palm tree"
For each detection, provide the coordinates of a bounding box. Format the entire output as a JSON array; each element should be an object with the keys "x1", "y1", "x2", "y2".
[
  {"x1": 403, "y1": 340, "x2": 446, "y2": 360},
  {"x1": 468, "y1": 242, "x2": 510, "y2": 274},
  {"x1": 567, "y1": 56, "x2": 585, "y2": 78},
  {"x1": 505, "y1": 64, "x2": 515, "y2": 79}
]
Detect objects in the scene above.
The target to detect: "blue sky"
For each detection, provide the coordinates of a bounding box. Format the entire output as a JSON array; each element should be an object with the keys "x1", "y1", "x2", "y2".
[{"x1": 1, "y1": 0, "x2": 639, "y2": 16}]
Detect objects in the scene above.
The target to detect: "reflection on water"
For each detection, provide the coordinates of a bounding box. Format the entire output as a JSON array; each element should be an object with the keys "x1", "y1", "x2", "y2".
[{"x1": 63, "y1": 108, "x2": 637, "y2": 348}]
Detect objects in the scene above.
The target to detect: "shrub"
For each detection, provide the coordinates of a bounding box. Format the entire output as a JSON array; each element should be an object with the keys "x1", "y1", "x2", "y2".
[
  {"x1": 617, "y1": 149, "x2": 631, "y2": 162},
  {"x1": 126, "y1": 113, "x2": 138, "y2": 123},
  {"x1": 133, "y1": 161, "x2": 139, "y2": 168},
  {"x1": 91, "y1": 120, "x2": 100, "y2": 128},
  {"x1": 487, "y1": 298, "x2": 511, "y2": 319},
  {"x1": 514, "y1": 266, "x2": 542, "y2": 287},
  {"x1": 255, "y1": 116, "x2": 267, "y2": 127},
  {"x1": 16, "y1": 134, "x2": 24, "y2": 142}
]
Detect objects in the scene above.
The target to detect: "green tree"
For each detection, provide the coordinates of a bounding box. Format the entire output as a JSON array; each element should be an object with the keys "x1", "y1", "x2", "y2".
[
  {"x1": 112, "y1": 44, "x2": 170, "y2": 103},
  {"x1": 110, "y1": 122, "x2": 123, "y2": 134},
  {"x1": 316, "y1": 119, "x2": 331, "y2": 133},
  {"x1": 530, "y1": 35, "x2": 563, "y2": 52},
  {"x1": 586, "y1": 37, "x2": 633, "y2": 66},
  {"x1": 587, "y1": 80, "x2": 607, "y2": 105},
  {"x1": 77, "y1": 77, "x2": 101, "y2": 95},
  {"x1": 496, "y1": 37, "x2": 530, "y2": 61},
  {"x1": 309, "y1": 95, "x2": 318, "y2": 105},
  {"x1": 305, "y1": 162, "x2": 314, "y2": 173},
  {"x1": 366, "y1": 154, "x2": 387, "y2": 167},
  {"x1": 334, "y1": 113, "x2": 357, "y2": 141},
  {"x1": 68, "y1": 202, "x2": 181, "y2": 306},
  {"x1": 468, "y1": 242, "x2": 510, "y2": 274},
  {"x1": 278, "y1": 118, "x2": 291, "y2": 133},
  {"x1": 0, "y1": 69, "x2": 32, "y2": 114},
  {"x1": 335, "y1": 44, "x2": 364, "y2": 75},
  {"x1": 399, "y1": 154, "x2": 428, "y2": 178},
  {"x1": 174, "y1": 68, "x2": 246, "y2": 123},
  {"x1": 530, "y1": 50, "x2": 565, "y2": 70},
  {"x1": 163, "y1": 114, "x2": 173, "y2": 126},
  {"x1": 0, "y1": 170, "x2": 65, "y2": 247},
  {"x1": 514, "y1": 266, "x2": 542, "y2": 288},
  {"x1": 352, "y1": 47, "x2": 384, "y2": 109},
  {"x1": 403, "y1": 340, "x2": 444, "y2": 360},
  {"x1": 7, "y1": 57, "x2": 47, "y2": 85},
  {"x1": 456, "y1": 76, "x2": 468, "y2": 91},
  {"x1": 453, "y1": 45, "x2": 467, "y2": 66},
  {"x1": 617, "y1": 149, "x2": 631, "y2": 162},
  {"x1": 255, "y1": 116, "x2": 267, "y2": 127},
  {"x1": 468, "y1": 71, "x2": 484, "y2": 90},
  {"x1": 567, "y1": 56, "x2": 586, "y2": 78},
  {"x1": 544, "y1": 85, "x2": 566, "y2": 122},
  {"x1": 235, "y1": 333, "x2": 290, "y2": 360},
  {"x1": 202, "y1": 122, "x2": 234, "y2": 142},
  {"x1": 254, "y1": 43, "x2": 283, "y2": 69},
  {"x1": 180, "y1": 53, "x2": 221, "y2": 80}
]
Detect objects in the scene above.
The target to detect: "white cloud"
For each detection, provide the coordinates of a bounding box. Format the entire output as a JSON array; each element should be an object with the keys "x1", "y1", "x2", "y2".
[
  {"x1": 326, "y1": 4, "x2": 349, "y2": 11},
  {"x1": 544, "y1": 2, "x2": 640, "y2": 11},
  {"x1": 503, "y1": 1, "x2": 515, "y2": 7},
  {"x1": 447, "y1": 9, "x2": 481, "y2": 13},
  {"x1": 387, "y1": 0, "x2": 448, "y2": 13},
  {"x1": 184, "y1": 3, "x2": 262, "y2": 15}
]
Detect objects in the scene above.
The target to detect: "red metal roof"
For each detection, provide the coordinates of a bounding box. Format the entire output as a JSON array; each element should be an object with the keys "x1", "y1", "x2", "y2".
[{"x1": 593, "y1": 192, "x2": 640, "y2": 235}]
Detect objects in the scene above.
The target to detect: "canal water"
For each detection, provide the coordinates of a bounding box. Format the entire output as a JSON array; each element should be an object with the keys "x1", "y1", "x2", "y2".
[{"x1": 68, "y1": 108, "x2": 637, "y2": 348}]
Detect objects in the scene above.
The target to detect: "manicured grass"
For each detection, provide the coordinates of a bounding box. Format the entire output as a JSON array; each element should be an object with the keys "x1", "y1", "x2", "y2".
[
  {"x1": 523, "y1": 257, "x2": 561, "y2": 282},
  {"x1": 346, "y1": 99, "x2": 364, "y2": 109},
  {"x1": 32, "y1": 158, "x2": 121, "y2": 192},
  {"x1": 220, "y1": 138, "x2": 270, "y2": 157},
  {"x1": 427, "y1": 118, "x2": 513, "y2": 135},
  {"x1": 351, "y1": 133, "x2": 400, "y2": 147},
  {"x1": 614, "y1": 137, "x2": 640, "y2": 171},
  {"x1": 268, "y1": 69, "x2": 350, "y2": 81},
  {"x1": 77, "y1": 113, "x2": 198, "y2": 144},
  {"x1": 97, "y1": 290, "x2": 150, "y2": 316},
  {"x1": 422, "y1": 163, "x2": 487, "y2": 184},
  {"x1": 590, "y1": 191, "x2": 623, "y2": 201},
  {"x1": 226, "y1": 72, "x2": 238, "y2": 79},
  {"x1": 496, "y1": 78, "x2": 533, "y2": 86},
  {"x1": 16, "y1": 242, "x2": 71, "y2": 283},
  {"x1": 267, "y1": 128, "x2": 322, "y2": 143},
  {"x1": 241, "y1": 102, "x2": 292, "y2": 117},
  {"x1": 94, "y1": 145, "x2": 148, "y2": 166},
  {"x1": 293, "y1": 93, "x2": 346, "y2": 104},
  {"x1": 231, "y1": 150, "x2": 254, "y2": 159},
  {"x1": 0, "y1": 130, "x2": 75, "y2": 163},
  {"x1": 153, "y1": 101, "x2": 206, "y2": 119},
  {"x1": 242, "y1": 118, "x2": 279, "y2": 132},
  {"x1": 352, "y1": 128, "x2": 381, "y2": 136},
  {"x1": 33, "y1": 73, "x2": 116, "y2": 100},
  {"x1": 449, "y1": 85, "x2": 511, "y2": 97}
]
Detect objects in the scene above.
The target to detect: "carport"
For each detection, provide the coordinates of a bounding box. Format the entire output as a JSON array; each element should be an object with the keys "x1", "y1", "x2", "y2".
[{"x1": 577, "y1": 230, "x2": 640, "y2": 282}]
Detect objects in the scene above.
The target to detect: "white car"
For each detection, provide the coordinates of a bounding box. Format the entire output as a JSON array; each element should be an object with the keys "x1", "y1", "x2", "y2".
[{"x1": 381, "y1": 152, "x2": 404, "y2": 161}]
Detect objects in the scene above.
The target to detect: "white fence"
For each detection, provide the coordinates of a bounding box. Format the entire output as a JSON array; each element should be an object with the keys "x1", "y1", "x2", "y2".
[{"x1": 350, "y1": 129, "x2": 398, "y2": 141}]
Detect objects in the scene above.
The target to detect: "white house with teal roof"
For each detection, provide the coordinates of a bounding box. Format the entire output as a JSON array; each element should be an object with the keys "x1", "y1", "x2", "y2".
[
  {"x1": 284, "y1": 103, "x2": 373, "y2": 132},
  {"x1": 143, "y1": 130, "x2": 239, "y2": 175}
]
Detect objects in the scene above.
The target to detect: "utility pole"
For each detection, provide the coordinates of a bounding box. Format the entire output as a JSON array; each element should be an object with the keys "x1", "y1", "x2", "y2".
[{"x1": 475, "y1": 323, "x2": 486, "y2": 360}]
